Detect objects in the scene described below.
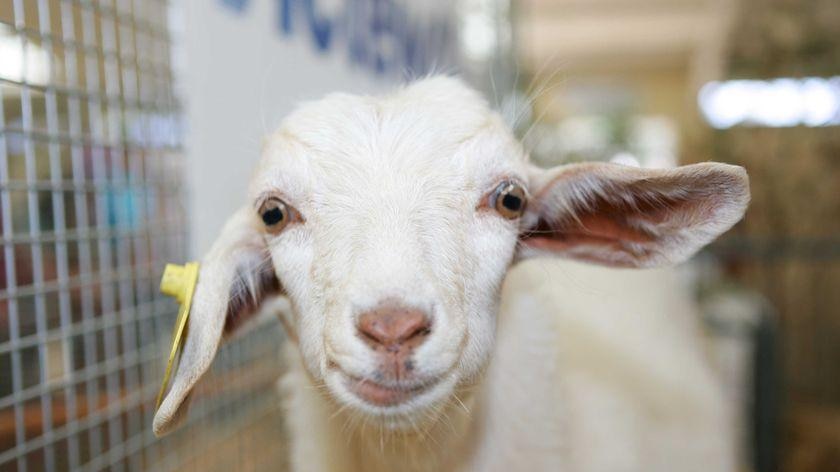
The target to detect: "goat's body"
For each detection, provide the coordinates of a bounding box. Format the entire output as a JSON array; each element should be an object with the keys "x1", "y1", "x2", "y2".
[
  {"x1": 280, "y1": 260, "x2": 736, "y2": 472},
  {"x1": 152, "y1": 78, "x2": 748, "y2": 467}
]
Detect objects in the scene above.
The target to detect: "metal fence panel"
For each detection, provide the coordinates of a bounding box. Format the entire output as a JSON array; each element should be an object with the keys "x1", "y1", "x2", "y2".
[{"x1": 0, "y1": 1, "x2": 286, "y2": 471}]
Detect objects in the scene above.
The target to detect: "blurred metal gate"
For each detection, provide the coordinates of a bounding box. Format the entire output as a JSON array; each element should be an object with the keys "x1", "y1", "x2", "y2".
[{"x1": 0, "y1": 1, "x2": 287, "y2": 471}]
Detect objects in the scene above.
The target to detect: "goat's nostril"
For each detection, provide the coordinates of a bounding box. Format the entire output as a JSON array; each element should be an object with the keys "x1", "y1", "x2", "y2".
[
  {"x1": 357, "y1": 303, "x2": 432, "y2": 351},
  {"x1": 405, "y1": 325, "x2": 431, "y2": 345},
  {"x1": 360, "y1": 329, "x2": 384, "y2": 346}
]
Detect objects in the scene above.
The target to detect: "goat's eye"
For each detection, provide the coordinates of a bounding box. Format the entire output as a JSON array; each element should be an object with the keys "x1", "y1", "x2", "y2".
[
  {"x1": 258, "y1": 197, "x2": 294, "y2": 234},
  {"x1": 490, "y1": 181, "x2": 527, "y2": 219}
]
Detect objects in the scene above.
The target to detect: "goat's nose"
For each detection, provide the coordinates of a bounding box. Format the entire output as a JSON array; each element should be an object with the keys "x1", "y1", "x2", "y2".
[{"x1": 357, "y1": 304, "x2": 431, "y2": 352}]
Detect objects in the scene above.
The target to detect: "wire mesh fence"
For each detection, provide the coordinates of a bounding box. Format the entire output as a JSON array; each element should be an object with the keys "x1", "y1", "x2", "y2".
[{"x1": 0, "y1": 1, "x2": 287, "y2": 471}]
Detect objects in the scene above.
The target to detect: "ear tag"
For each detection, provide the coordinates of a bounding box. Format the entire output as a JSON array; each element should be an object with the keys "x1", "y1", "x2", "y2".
[{"x1": 156, "y1": 262, "x2": 200, "y2": 411}]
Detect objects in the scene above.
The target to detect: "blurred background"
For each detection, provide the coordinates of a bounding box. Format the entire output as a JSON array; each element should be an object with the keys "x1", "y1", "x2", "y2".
[{"x1": 0, "y1": 0, "x2": 838, "y2": 471}]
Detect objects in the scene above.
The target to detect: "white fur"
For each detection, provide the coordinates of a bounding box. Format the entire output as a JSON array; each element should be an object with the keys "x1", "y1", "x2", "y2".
[{"x1": 154, "y1": 77, "x2": 750, "y2": 471}]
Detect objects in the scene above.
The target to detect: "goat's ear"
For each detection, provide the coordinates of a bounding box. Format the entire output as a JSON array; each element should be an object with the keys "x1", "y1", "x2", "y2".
[
  {"x1": 153, "y1": 207, "x2": 281, "y2": 436},
  {"x1": 517, "y1": 162, "x2": 750, "y2": 268}
]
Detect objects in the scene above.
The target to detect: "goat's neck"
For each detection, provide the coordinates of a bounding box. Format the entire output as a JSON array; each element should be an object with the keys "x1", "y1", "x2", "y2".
[{"x1": 336, "y1": 393, "x2": 476, "y2": 472}]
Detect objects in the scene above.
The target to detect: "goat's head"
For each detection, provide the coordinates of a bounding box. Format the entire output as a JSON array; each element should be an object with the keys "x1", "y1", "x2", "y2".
[{"x1": 153, "y1": 77, "x2": 749, "y2": 435}]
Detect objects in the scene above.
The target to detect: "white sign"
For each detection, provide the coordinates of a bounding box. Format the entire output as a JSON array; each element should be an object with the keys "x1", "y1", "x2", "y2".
[{"x1": 180, "y1": 0, "x2": 458, "y2": 254}]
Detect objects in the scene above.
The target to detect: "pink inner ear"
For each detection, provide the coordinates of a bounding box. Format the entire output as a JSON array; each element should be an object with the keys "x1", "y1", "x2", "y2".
[
  {"x1": 523, "y1": 213, "x2": 658, "y2": 267},
  {"x1": 520, "y1": 183, "x2": 702, "y2": 267},
  {"x1": 527, "y1": 213, "x2": 654, "y2": 244},
  {"x1": 223, "y1": 262, "x2": 283, "y2": 334}
]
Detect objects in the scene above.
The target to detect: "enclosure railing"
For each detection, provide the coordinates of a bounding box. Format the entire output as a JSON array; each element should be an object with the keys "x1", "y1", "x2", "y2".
[{"x1": 0, "y1": 1, "x2": 286, "y2": 471}]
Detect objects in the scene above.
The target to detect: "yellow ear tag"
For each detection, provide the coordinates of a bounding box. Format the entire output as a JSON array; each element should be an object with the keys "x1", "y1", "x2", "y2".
[{"x1": 156, "y1": 262, "x2": 200, "y2": 411}]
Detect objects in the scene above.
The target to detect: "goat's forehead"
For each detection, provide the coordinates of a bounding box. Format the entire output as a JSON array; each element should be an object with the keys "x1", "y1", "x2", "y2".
[
  {"x1": 251, "y1": 80, "x2": 526, "y2": 203},
  {"x1": 279, "y1": 76, "x2": 497, "y2": 149}
]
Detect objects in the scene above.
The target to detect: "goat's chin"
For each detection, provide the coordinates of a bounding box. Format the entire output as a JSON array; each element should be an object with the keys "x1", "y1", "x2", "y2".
[{"x1": 323, "y1": 369, "x2": 459, "y2": 429}]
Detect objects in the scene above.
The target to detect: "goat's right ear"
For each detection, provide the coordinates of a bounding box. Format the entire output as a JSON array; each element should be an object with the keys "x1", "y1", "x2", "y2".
[{"x1": 153, "y1": 207, "x2": 281, "y2": 436}]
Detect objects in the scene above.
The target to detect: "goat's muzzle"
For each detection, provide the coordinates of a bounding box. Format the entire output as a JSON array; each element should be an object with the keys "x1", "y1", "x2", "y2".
[{"x1": 356, "y1": 302, "x2": 431, "y2": 381}]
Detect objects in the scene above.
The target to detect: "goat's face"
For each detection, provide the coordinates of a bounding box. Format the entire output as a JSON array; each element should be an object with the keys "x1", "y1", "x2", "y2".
[
  {"x1": 251, "y1": 80, "x2": 528, "y2": 421},
  {"x1": 154, "y1": 77, "x2": 751, "y2": 436}
]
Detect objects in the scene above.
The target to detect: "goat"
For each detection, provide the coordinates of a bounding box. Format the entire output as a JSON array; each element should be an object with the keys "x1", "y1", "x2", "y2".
[{"x1": 153, "y1": 76, "x2": 750, "y2": 471}]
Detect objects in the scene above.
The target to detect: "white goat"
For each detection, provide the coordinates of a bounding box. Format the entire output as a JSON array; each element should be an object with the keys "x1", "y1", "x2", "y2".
[{"x1": 153, "y1": 77, "x2": 750, "y2": 472}]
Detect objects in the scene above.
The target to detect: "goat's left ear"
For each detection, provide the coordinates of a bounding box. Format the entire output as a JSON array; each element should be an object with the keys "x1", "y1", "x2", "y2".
[
  {"x1": 518, "y1": 162, "x2": 750, "y2": 268},
  {"x1": 153, "y1": 207, "x2": 282, "y2": 436}
]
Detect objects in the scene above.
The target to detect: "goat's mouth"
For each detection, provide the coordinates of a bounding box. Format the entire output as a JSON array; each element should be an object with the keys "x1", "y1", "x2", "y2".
[
  {"x1": 325, "y1": 365, "x2": 456, "y2": 414},
  {"x1": 343, "y1": 375, "x2": 436, "y2": 407}
]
